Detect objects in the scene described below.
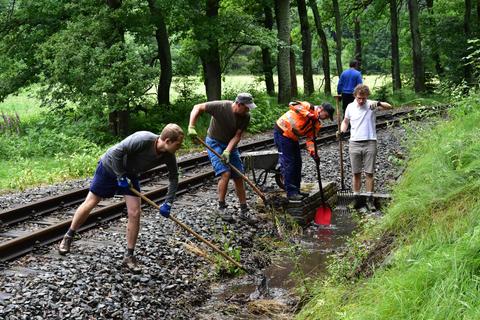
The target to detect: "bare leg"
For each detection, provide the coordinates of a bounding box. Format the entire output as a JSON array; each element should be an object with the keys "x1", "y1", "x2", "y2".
[
  {"x1": 352, "y1": 173, "x2": 362, "y2": 193},
  {"x1": 218, "y1": 171, "x2": 231, "y2": 202},
  {"x1": 365, "y1": 173, "x2": 374, "y2": 193},
  {"x1": 70, "y1": 192, "x2": 102, "y2": 230},
  {"x1": 125, "y1": 195, "x2": 142, "y2": 250},
  {"x1": 233, "y1": 177, "x2": 247, "y2": 205}
]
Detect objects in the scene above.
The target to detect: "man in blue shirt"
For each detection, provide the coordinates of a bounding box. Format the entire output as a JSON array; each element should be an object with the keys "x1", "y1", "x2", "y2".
[{"x1": 337, "y1": 60, "x2": 363, "y2": 116}]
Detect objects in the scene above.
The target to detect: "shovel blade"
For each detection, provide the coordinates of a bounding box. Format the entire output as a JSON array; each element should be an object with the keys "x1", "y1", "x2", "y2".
[{"x1": 314, "y1": 206, "x2": 332, "y2": 225}]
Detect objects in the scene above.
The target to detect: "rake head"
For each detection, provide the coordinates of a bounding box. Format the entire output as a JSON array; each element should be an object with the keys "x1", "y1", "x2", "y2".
[{"x1": 336, "y1": 189, "x2": 355, "y2": 213}]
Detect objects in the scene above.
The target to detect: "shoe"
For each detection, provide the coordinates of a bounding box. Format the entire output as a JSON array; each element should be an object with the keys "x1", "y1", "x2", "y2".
[
  {"x1": 122, "y1": 255, "x2": 141, "y2": 273},
  {"x1": 299, "y1": 191, "x2": 309, "y2": 198},
  {"x1": 240, "y1": 207, "x2": 258, "y2": 224},
  {"x1": 217, "y1": 206, "x2": 234, "y2": 223},
  {"x1": 288, "y1": 194, "x2": 303, "y2": 202},
  {"x1": 58, "y1": 235, "x2": 73, "y2": 255},
  {"x1": 366, "y1": 197, "x2": 377, "y2": 212}
]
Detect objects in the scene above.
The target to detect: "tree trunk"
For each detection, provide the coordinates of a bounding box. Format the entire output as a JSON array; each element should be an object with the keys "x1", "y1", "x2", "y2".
[
  {"x1": 425, "y1": 0, "x2": 444, "y2": 77},
  {"x1": 477, "y1": 0, "x2": 480, "y2": 31},
  {"x1": 290, "y1": 36, "x2": 298, "y2": 97},
  {"x1": 407, "y1": 0, "x2": 426, "y2": 92},
  {"x1": 147, "y1": 0, "x2": 172, "y2": 106},
  {"x1": 201, "y1": 0, "x2": 222, "y2": 101},
  {"x1": 262, "y1": 5, "x2": 275, "y2": 96},
  {"x1": 106, "y1": 0, "x2": 129, "y2": 136},
  {"x1": 296, "y1": 0, "x2": 314, "y2": 96},
  {"x1": 389, "y1": 0, "x2": 401, "y2": 91},
  {"x1": 354, "y1": 16, "x2": 362, "y2": 68},
  {"x1": 332, "y1": 0, "x2": 343, "y2": 75},
  {"x1": 274, "y1": 0, "x2": 291, "y2": 104},
  {"x1": 309, "y1": 0, "x2": 331, "y2": 96},
  {"x1": 464, "y1": 0, "x2": 472, "y2": 84}
]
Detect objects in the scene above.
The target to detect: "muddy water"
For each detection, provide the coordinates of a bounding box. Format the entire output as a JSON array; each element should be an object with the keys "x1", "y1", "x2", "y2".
[{"x1": 196, "y1": 209, "x2": 357, "y2": 319}]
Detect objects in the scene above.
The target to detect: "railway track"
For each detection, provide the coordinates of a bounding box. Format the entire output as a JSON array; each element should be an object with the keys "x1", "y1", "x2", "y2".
[{"x1": 0, "y1": 106, "x2": 445, "y2": 262}]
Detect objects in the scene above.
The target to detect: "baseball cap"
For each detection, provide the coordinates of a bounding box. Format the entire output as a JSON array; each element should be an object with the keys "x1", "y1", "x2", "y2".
[
  {"x1": 235, "y1": 92, "x2": 257, "y2": 110},
  {"x1": 317, "y1": 102, "x2": 334, "y2": 121}
]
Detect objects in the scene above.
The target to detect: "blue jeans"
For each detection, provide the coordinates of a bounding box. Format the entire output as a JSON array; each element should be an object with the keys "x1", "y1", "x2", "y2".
[
  {"x1": 274, "y1": 128, "x2": 302, "y2": 196},
  {"x1": 205, "y1": 136, "x2": 244, "y2": 178}
]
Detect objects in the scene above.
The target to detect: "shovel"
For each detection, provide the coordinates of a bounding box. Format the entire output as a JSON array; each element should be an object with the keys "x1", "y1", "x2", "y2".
[
  {"x1": 129, "y1": 187, "x2": 248, "y2": 272},
  {"x1": 196, "y1": 137, "x2": 269, "y2": 206},
  {"x1": 311, "y1": 122, "x2": 332, "y2": 225}
]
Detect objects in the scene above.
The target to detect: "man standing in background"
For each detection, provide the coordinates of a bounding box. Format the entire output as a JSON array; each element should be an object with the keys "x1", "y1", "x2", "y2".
[{"x1": 337, "y1": 60, "x2": 363, "y2": 116}]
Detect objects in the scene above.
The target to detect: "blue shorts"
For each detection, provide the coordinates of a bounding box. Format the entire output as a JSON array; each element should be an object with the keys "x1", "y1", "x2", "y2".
[
  {"x1": 89, "y1": 161, "x2": 141, "y2": 198},
  {"x1": 205, "y1": 136, "x2": 244, "y2": 179}
]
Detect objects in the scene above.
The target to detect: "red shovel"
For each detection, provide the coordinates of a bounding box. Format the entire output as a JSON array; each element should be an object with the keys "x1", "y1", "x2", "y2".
[{"x1": 311, "y1": 121, "x2": 332, "y2": 225}]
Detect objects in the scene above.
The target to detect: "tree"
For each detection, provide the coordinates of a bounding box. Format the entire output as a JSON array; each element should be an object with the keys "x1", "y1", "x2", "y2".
[
  {"x1": 309, "y1": 0, "x2": 331, "y2": 96},
  {"x1": 390, "y1": 0, "x2": 401, "y2": 90},
  {"x1": 354, "y1": 16, "x2": 362, "y2": 67},
  {"x1": 407, "y1": 0, "x2": 426, "y2": 92},
  {"x1": 262, "y1": 4, "x2": 276, "y2": 96},
  {"x1": 274, "y1": 0, "x2": 291, "y2": 104},
  {"x1": 296, "y1": 0, "x2": 314, "y2": 96},
  {"x1": 464, "y1": 0, "x2": 473, "y2": 84},
  {"x1": 332, "y1": 0, "x2": 343, "y2": 75},
  {"x1": 199, "y1": 0, "x2": 222, "y2": 101},
  {"x1": 147, "y1": 0, "x2": 173, "y2": 106}
]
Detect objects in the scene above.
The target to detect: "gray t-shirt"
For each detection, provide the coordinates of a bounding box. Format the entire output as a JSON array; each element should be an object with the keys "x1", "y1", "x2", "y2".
[
  {"x1": 101, "y1": 131, "x2": 178, "y2": 203},
  {"x1": 205, "y1": 101, "x2": 250, "y2": 144}
]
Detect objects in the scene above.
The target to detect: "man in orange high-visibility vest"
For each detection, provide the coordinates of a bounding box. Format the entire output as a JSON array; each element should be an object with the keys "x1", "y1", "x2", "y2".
[{"x1": 274, "y1": 101, "x2": 334, "y2": 201}]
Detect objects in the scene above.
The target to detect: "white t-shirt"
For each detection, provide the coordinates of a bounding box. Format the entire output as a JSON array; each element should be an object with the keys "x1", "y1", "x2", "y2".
[{"x1": 345, "y1": 99, "x2": 379, "y2": 141}]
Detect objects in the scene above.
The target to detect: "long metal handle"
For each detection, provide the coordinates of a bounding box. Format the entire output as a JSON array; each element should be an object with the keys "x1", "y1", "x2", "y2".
[
  {"x1": 129, "y1": 187, "x2": 246, "y2": 271},
  {"x1": 311, "y1": 121, "x2": 326, "y2": 204},
  {"x1": 335, "y1": 95, "x2": 345, "y2": 190},
  {"x1": 196, "y1": 137, "x2": 268, "y2": 204}
]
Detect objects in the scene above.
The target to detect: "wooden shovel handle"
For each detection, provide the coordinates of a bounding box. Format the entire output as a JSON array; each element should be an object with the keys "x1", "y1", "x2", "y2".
[{"x1": 129, "y1": 187, "x2": 247, "y2": 271}]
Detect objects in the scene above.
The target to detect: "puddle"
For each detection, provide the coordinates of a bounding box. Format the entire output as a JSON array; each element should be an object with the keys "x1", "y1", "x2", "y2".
[{"x1": 196, "y1": 209, "x2": 357, "y2": 319}]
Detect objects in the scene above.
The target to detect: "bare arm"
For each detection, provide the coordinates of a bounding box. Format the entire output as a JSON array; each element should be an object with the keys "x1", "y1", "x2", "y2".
[
  {"x1": 226, "y1": 129, "x2": 243, "y2": 152},
  {"x1": 189, "y1": 103, "x2": 207, "y2": 127},
  {"x1": 340, "y1": 117, "x2": 350, "y2": 133},
  {"x1": 377, "y1": 101, "x2": 393, "y2": 110}
]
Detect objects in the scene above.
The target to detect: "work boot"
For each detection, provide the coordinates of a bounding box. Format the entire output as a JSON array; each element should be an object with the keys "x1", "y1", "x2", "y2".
[
  {"x1": 217, "y1": 205, "x2": 234, "y2": 223},
  {"x1": 58, "y1": 235, "x2": 73, "y2": 255},
  {"x1": 366, "y1": 197, "x2": 377, "y2": 212},
  {"x1": 240, "y1": 206, "x2": 258, "y2": 225},
  {"x1": 288, "y1": 194, "x2": 303, "y2": 202},
  {"x1": 122, "y1": 255, "x2": 141, "y2": 273},
  {"x1": 299, "y1": 191, "x2": 309, "y2": 198}
]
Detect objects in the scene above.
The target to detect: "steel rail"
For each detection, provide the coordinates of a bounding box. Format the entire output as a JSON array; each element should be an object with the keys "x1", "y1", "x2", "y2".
[{"x1": 0, "y1": 106, "x2": 446, "y2": 262}]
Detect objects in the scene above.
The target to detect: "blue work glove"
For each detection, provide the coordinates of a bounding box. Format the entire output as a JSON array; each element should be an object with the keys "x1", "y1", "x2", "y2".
[
  {"x1": 221, "y1": 150, "x2": 230, "y2": 164},
  {"x1": 117, "y1": 176, "x2": 130, "y2": 189},
  {"x1": 159, "y1": 202, "x2": 171, "y2": 218}
]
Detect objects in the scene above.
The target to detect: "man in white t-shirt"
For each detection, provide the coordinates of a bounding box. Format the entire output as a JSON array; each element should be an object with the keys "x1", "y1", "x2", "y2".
[{"x1": 338, "y1": 84, "x2": 392, "y2": 210}]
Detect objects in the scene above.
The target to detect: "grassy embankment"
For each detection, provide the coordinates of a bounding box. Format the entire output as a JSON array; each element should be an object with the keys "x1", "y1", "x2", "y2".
[
  {"x1": 0, "y1": 75, "x2": 432, "y2": 192},
  {"x1": 297, "y1": 95, "x2": 480, "y2": 319}
]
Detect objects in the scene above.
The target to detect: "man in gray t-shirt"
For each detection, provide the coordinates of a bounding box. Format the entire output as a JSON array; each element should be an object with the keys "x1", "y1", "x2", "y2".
[
  {"x1": 58, "y1": 124, "x2": 184, "y2": 271},
  {"x1": 188, "y1": 93, "x2": 256, "y2": 223}
]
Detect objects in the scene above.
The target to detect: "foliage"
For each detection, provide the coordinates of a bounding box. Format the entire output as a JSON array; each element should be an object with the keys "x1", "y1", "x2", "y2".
[{"x1": 296, "y1": 96, "x2": 480, "y2": 319}]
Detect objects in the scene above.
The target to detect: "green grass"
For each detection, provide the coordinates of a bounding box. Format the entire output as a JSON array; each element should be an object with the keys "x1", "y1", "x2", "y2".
[{"x1": 296, "y1": 95, "x2": 480, "y2": 319}]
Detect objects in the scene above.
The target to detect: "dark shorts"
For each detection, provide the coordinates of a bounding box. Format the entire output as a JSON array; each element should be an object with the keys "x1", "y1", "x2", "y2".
[
  {"x1": 89, "y1": 161, "x2": 141, "y2": 198},
  {"x1": 205, "y1": 136, "x2": 244, "y2": 178}
]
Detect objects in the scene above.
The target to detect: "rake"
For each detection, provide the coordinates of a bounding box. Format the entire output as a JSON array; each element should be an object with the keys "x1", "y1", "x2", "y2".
[{"x1": 334, "y1": 95, "x2": 354, "y2": 212}]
